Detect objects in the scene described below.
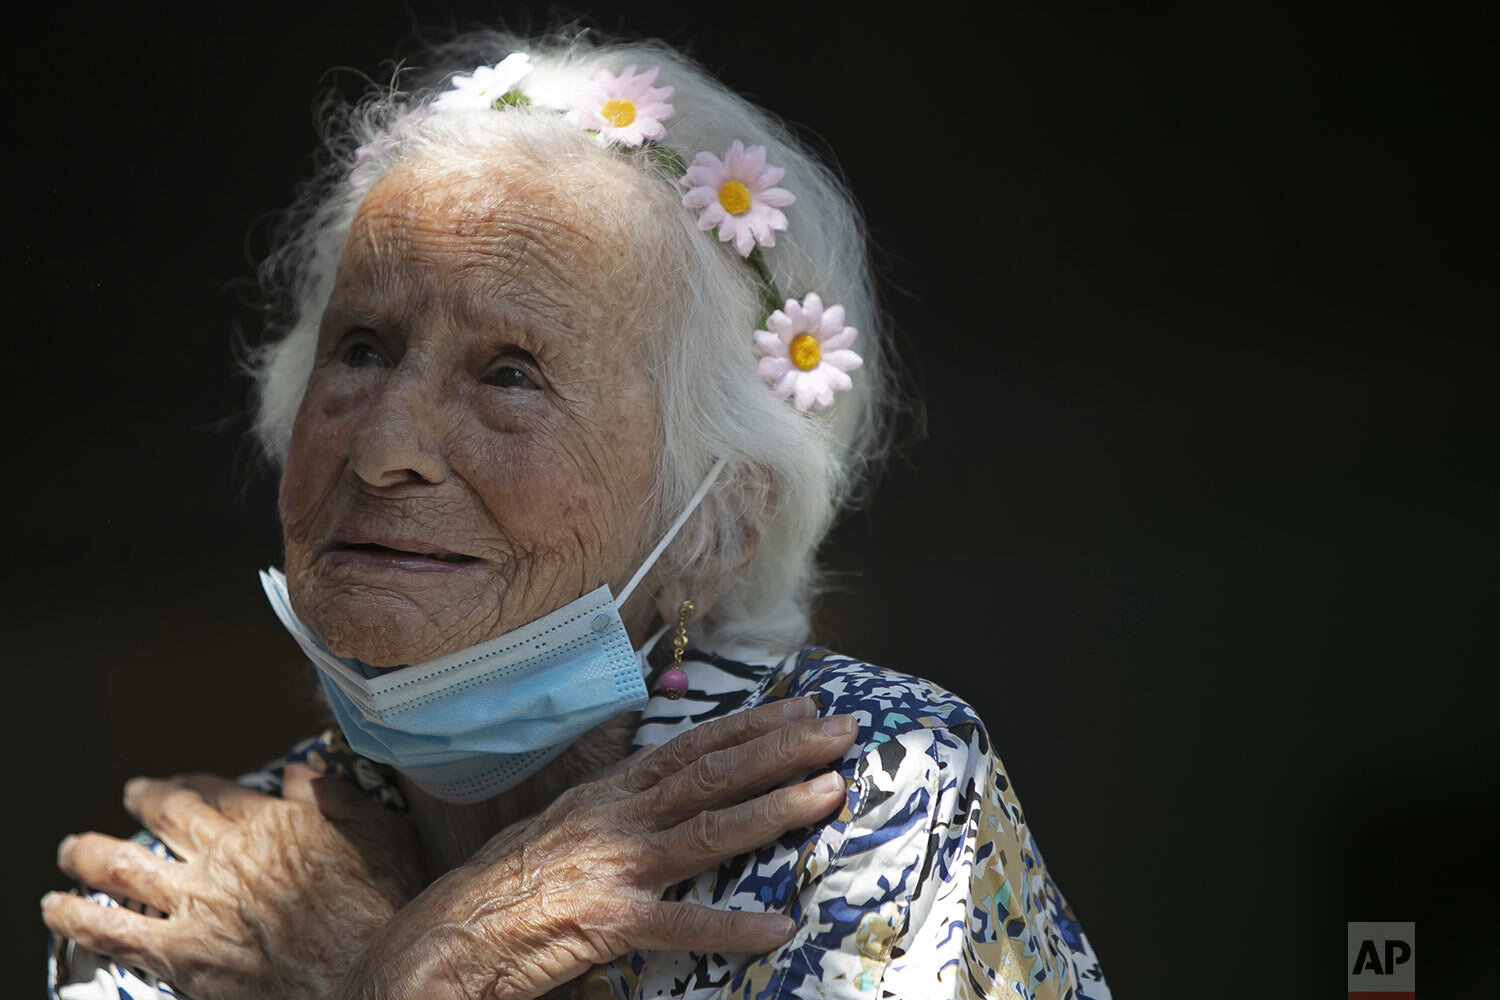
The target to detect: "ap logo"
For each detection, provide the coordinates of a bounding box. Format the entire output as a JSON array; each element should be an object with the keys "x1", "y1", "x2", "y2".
[{"x1": 1347, "y1": 921, "x2": 1415, "y2": 998}]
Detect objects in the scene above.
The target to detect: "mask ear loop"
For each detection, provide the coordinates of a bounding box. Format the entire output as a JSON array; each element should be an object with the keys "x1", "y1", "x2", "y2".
[{"x1": 617, "y1": 456, "x2": 728, "y2": 607}]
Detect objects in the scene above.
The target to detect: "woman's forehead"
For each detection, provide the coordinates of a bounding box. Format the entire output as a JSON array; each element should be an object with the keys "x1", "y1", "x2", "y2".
[
  {"x1": 339, "y1": 158, "x2": 648, "y2": 305},
  {"x1": 331, "y1": 158, "x2": 660, "y2": 353},
  {"x1": 357, "y1": 156, "x2": 641, "y2": 244}
]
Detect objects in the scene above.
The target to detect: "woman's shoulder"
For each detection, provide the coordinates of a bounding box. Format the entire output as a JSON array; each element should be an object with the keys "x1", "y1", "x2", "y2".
[
  {"x1": 624, "y1": 645, "x2": 1111, "y2": 999},
  {"x1": 765, "y1": 647, "x2": 1005, "y2": 858},
  {"x1": 645, "y1": 644, "x2": 995, "y2": 773},
  {"x1": 640, "y1": 644, "x2": 1003, "y2": 837},
  {"x1": 639, "y1": 644, "x2": 988, "y2": 752},
  {"x1": 771, "y1": 646, "x2": 988, "y2": 736}
]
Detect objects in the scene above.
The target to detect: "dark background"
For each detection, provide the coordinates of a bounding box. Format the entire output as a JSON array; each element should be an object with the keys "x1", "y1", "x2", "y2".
[{"x1": 6, "y1": 3, "x2": 1495, "y2": 996}]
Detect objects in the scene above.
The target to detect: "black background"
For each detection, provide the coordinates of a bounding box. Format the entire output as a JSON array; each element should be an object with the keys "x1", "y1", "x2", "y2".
[{"x1": 6, "y1": 3, "x2": 1495, "y2": 996}]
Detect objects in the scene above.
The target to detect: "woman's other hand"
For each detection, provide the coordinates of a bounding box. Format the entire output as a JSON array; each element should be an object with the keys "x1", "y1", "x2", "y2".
[
  {"x1": 338, "y1": 697, "x2": 855, "y2": 1000},
  {"x1": 43, "y1": 764, "x2": 423, "y2": 1000}
]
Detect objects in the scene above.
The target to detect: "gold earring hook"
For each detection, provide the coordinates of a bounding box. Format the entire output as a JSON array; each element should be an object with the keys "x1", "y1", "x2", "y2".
[{"x1": 671, "y1": 599, "x2": 695, "y2": 668}]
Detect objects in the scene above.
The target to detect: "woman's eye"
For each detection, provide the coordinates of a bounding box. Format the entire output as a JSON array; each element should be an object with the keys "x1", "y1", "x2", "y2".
[
  {"x1": 340, "y1": 341, "x2": 389, "y2": 368},
  {"x1": 483, "y1": 366, "x2": 536, "y2": 390}
]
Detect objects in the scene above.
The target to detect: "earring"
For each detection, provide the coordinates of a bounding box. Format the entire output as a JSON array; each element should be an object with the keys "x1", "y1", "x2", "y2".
[{"x1": 657, "y1": 600, "x2": 694, "y2": 700}]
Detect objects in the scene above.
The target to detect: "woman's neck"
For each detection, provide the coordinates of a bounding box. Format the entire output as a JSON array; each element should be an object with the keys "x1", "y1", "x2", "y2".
[{"x1": 395, "y1": 711, "x2": 640, "y2": 880}]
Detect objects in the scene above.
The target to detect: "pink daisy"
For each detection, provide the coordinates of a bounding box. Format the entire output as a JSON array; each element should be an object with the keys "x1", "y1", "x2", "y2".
[
  {"x1": 755, "y1": 293, "x2": 862, "y2": 411},
  {"x1": 681, "y1": 140, "x2": 795, "y2": 257},
  {"x1": 566, "y1": 64, "x2": 675, "y2": 146}
]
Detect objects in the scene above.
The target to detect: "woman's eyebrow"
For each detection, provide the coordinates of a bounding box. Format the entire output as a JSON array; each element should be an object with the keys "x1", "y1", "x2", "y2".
[
  {"x1": 321, "y1": 291, "x2": 393, "y2": 330},
  {"x1": 462, "y1": 274, "x2": 582, "y2": 343},
  {"x1": 342, "y1": 305, "x2": 388, "y2": 328}
]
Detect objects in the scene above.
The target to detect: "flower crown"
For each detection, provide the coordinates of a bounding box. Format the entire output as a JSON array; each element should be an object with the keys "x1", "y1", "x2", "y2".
[{"x1": 364, "y1": 53, "x2": 863, "y2": 413}]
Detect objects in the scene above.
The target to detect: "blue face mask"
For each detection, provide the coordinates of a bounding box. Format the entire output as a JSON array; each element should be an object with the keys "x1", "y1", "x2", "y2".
[{"x1": 259, "y1": 458, "x2": 725, "y2": 804}]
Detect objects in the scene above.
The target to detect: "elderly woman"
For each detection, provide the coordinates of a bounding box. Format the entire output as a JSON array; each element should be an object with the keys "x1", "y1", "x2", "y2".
[{"x1": 44, "y1": 29, "x2": 1110, "y2": 1000}]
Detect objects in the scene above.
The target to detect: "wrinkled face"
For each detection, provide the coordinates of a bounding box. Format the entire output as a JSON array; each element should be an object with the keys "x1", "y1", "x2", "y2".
[{"x1": 279, "y1": 157, "x2": 662, "y2": 666}]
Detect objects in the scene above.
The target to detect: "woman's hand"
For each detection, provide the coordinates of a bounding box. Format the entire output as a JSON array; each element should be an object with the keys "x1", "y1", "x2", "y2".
[
  {"x1": 337, "y1": 697, "x2": 856, "y2": 1000},
  {"x1": 43, "y1": 764, "x2": 423, "y2": 1000}
]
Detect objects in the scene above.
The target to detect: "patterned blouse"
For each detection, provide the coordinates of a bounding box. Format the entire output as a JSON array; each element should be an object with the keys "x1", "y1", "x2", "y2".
[{"x1": 50, "y1": 646, "x2": 1111, "y2": 1000}]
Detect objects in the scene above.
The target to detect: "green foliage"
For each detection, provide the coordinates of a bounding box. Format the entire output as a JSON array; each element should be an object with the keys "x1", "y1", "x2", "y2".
[{"x1": 642, "y1": 140, "x2": 688, "y2": 178}]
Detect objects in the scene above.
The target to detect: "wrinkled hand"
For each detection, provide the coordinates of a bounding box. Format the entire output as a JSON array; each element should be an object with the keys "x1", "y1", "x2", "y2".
[
  {"x1": 44, "y1": 764, "x2": 423, "y2": 1000},
  {"x1": 338, "y1": 697, "x2": 856, "y2": 1000}
]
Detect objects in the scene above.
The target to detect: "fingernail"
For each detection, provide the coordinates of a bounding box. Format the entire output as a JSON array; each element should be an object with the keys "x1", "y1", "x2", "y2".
[
  {"x1": 40, "y1": 892, "x2": 58, "y2": 910},
  {"x1": 123, "y1": 776, "x2": 147, "y2": 800},
  {"x1": 782, "y1": 697, "x2": 814, "y2": 720},
  {"x1": 812, "y1": 772, "x2": 844, "y2": 795},
  {"x1": 822, "y1": 716, "x2": 854, "y2": 736},
  {"x1": 57, "y1": 835, "x2": 76, "y2": 863}
]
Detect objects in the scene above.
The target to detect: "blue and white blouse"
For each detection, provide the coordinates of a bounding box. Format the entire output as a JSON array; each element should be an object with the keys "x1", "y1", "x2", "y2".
[{"x1": 50, "y1": 647, "x2": 1110, "y2": 1000}]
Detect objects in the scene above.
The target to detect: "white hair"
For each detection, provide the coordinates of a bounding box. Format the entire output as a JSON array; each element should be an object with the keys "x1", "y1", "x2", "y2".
[{"x1": 250, "y1": 28, "x2": 898, "y2": 650}]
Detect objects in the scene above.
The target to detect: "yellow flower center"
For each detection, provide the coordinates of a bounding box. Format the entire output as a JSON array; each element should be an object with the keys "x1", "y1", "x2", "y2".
[
  {"x1": 601, "y1": 99, "x2": 636, "y2": 128},
  {"x1": 789, "y1": 334, "x2": 822, "y2": 371},
  {"x1": 717, "y1": 180, "x2": 752, "y2": 216}
]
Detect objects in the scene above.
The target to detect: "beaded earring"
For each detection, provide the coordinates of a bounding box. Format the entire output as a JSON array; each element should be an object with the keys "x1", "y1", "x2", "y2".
[{"x1": 657, "y1": 600, "x2": 694, "y2": 699}]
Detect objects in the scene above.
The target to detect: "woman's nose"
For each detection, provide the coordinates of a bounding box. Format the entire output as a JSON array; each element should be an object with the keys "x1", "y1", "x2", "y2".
[{"x1": 346, "y1": 368, "x2": 448, "y2": 487}]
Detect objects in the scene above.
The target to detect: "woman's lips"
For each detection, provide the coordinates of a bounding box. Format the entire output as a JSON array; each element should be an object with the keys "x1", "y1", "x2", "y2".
[{"x1": 323, "y1": 539, "x2": 481, "y2": 573}]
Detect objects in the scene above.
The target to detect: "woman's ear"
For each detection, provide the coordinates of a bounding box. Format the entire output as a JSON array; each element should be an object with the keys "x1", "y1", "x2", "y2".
[{"x1": 655, "y1": 465, "x2": 772, "y2": 623}]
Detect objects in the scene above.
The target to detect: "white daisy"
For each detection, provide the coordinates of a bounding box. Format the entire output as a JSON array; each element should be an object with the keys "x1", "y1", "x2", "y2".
[
  {"x1": 433, "y1": 53, "x2": 533, "y2": 111},
  {"x1": 755, "y1": 293, "x2": 862, "y2": 411},
  {"x1": 681, "y1": 140, "x2": 795, "y2": 257}
]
